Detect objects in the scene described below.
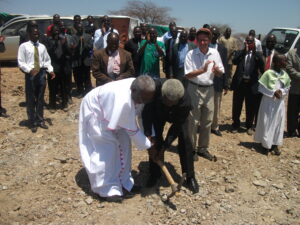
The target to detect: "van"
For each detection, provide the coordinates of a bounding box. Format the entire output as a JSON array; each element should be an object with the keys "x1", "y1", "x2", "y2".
[
  {"x1": 0, "y1": 15, "x2": 74, "y2": 61},
  {"x1": 262, "y1": 27, "x2": 300, "y2": 54}
]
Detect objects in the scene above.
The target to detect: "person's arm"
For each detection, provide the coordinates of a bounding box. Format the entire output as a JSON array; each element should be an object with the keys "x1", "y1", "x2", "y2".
[
  {"x1": 116, "y1": 52, "x2": 134, "y2": 80},
  {"x1": 155, "y1": 42, "x2": 164, "y2": 57},
  {"x1": 137, "y1": 40, "x2": 147, "y2": 57},
  {"x1": 91, "y1": 51, "x2": 113, "y2": 83},
  {"x1": 17, "y1": 44, "x2": 32, "y2": 73},
  {"x1": 184, "y1": 53, "x2": 213, "y2": 79},
  {"x1": 42, "y1": 46, "x2": 55, "y2": 79},
  {"x1": 232, "y1": 50, "x2": 245, "y2": 65},
  {"x1": 93, "y1": 29, "x2": 101, "y2": 49},
  {"x1": 286, "y1": 51, "x2": 300, "y2": 81},
  {"x1": 256, "y1": 52, "x2": 265, "y2": 75}
]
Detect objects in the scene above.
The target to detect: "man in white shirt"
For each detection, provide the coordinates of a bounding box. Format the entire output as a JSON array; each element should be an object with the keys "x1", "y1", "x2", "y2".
[
  {"x1": 93, "y1": 15, "x2": 119, "y2": 50},
  {"x1": 18, "y1": 27, "x2": 55, "y2": 132},
  {"x1": 184, "y1": 28, "x2": 224, "y2": 161}
]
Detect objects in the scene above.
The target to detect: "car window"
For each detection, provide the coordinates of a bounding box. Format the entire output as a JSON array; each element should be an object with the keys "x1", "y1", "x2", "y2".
[
  {"x1": 1, "y1": 21, "x2": 27, "y2": 36},
  {"x1": 263, "y1": 29, "x2": 299, "y2": 54}
]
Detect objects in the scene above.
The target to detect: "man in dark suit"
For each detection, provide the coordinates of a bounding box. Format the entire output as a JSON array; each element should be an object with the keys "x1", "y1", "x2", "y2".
[
  {"x1": 71, "y1": 23, "x2": 93, "y2": 98},
  {"x1": 172, "y1": 30, "x2": 196, "y2": 80},
  {"x1": 92, "y1": 32, "x2": 135, "y2": 86},
  {"x1": 124, "y1": 26, "x2": 142, "y2": 77},
  {"x1": 142, "y1": 78, "x2": 199, "y2": 193},
  {"x1": 231, "y1": 35, "x2": 265, "y2": 134},
  {"x1": 164, "y1": 26, "x2": 178, "y2": 78},
  {"x1": 262, "y1": 34, "x2": 277, "y2": 71},
  {"x1": 209, "y1": 27, "x2": 228, "y2": 136}
]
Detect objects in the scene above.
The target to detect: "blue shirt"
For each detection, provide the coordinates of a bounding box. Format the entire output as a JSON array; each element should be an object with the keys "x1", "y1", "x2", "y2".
[{"x1": 178, "y1": 43, "x2": 189, "y2": 68}]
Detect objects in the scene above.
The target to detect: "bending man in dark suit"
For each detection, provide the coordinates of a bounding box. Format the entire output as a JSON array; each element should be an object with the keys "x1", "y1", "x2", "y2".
[
  {"x1": 231, "y1": 35, "x2": 264, "y2": 134},
  {"x1": 142, "y1": 79, "x2": 199, "y2": 194},
  {"x1": 92, "y1": 32, "x2": 135, "y2": 86}
]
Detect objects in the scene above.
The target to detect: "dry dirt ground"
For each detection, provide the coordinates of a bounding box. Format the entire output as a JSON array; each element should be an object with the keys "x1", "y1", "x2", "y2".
[{"x1": 0, "y1": 66, "x2": 300, "y2": 225}]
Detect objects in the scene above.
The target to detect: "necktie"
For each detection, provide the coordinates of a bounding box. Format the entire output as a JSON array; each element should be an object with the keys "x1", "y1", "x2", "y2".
[
  {"x1": 265, "y1": 50, "x2": 272, "y2": 71},
  {"x1": 244, "y1": 53, "x2": 251, "y2": 77},
  {"x1": 34, "y1": 43, "x2": 40, "y2": 71}
]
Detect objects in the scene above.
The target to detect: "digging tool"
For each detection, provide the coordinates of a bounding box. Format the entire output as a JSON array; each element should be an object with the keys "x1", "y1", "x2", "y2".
[{"x1": 155, "y1": 159, "x2": 186, "y2": 201}]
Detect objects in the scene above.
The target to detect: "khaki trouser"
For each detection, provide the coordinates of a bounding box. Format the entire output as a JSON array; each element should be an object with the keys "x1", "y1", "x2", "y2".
[
  {"x1": 187, "y1": 83, "x2": 214, "y2": 150},
  {"x1": 211, "y1": 91, "x2": 222, "y2": 130}
]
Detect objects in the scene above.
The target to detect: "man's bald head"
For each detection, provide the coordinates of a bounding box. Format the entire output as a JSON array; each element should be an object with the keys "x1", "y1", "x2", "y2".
[
  {"x1": 266, "y1": 34, "x2": 277, "y2": 50},
  {"x1": 107, "y1": 32, "x2": 119, "y2": 52},
  {"x1": 131, "y1": 75, "x2": 155, "y2": 104},
  {"x1": 210, "y1": 26, "x2": 220, "y2": 44}
]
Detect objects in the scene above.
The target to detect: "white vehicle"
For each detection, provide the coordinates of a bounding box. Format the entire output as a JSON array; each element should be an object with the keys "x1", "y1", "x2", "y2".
[
  {"x1": 262, "y1": 27, "x2": 300, "y2": 54},
  {"x1": 0, "y1": 15, "x2": 74, "y2": 61}
]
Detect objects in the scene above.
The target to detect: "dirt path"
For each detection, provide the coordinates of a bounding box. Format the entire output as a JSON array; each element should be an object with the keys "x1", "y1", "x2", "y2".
[{"x1": 0, "y1": 67, "x2": 299, "y2": 225}]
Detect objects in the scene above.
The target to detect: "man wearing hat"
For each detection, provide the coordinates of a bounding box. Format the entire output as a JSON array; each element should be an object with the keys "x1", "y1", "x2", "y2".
[{"x1": 184, "y1": 28, "x2": 224, "y2": 161}]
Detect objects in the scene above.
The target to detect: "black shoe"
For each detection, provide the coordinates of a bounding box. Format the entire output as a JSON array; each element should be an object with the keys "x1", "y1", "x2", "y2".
[
  {"x1": 29, "y1": 123, "x2": 38, "y2": 133},
  {"x1": 231, "y1": 126, "x2": 239, "y2": 133},
  {"x1": 287, "y1": 131, "x2": 298, "y2": 137},
  {"x1": 198, "y1": 149, "x2": 217, "y2": 162},
  {"x1": 186, "y1": 177, "x2": 199, "y2": 194},
  {"x1": 146, "y1": 176, "x2": 159, "y2": 188},
  {"x1": 122, "y1": 188, "x2": 137, "y2": 199},
  {"x1": 211, "y1": 129, "x2": 222, "y2": 136},
  {"x1": 130, "y1": 185, "x2": 142, "y2": 193},
  {"x1": 104, "y1": 195, "x2": 123, "y2": 203},
  {"x1": 0, "y1": 107, "x2": 9, "y2": 118},
  {"x1": 39, "y1": 122, "x2": 48, "y2": 129},
  {"x1": 261, "y1": 146, "x2": 269, "y2": 155},
  {"x1": 271, "y1": 145, "x2": 281, "y2": 156}
]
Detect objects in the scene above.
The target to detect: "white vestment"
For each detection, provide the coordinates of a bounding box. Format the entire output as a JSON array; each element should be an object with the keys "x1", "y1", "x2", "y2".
[
  {"x1": 79, "y1": 78, "x2": 151, "y2": 197},
  {"x1": 254, "y1": 73, "x2": 289, "y2": 149}
]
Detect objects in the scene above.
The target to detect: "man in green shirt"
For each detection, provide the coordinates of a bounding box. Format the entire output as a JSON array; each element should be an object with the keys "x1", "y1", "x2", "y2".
[{"x1": 138, "y1": 28, "x2": 165, "y2": 78}]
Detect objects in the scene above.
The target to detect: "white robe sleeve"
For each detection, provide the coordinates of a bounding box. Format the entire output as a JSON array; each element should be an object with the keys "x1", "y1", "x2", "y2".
[
  {"x1": 127, "y1": 129, "x2": 151, "y2": 150},
  {"x1": 258, "y1": 83, "x2": 275, "y2": 98},
  {"x1": 280, "y1": 86, "x2": 290, "y2": 97}
]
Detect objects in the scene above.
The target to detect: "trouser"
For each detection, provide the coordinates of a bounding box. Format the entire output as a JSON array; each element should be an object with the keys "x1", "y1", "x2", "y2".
[
  {"x1": 187, "y1": 83, "x2": 214, "y2": 150},
  {"x1": 48, "y1": 69, "x2": 69, "y2": 108},
  {"x1": 65, "y1": 61, "x2": 73, "y2": 99},
  {"x1": 73, "y1": 65, "x2": 92, "y2": 95},
  {"x1": 25, "y1": 70, "x2": 46, "y2": 124},
  {"x1": 149, "y1": 121, "x2": 195, "y2": 179},
  {"x1": 287, "y1": 93, "x2": 300, "y2": 134},
  {"x1": 232, "y1": 81, "x2": 261, "y2": 129},
  {"x1": 227, "y1": 64, "x2": 233, "y2": 87},
  {"x1": 211, "y1": 91, "x2": 222, "y2": 130}
]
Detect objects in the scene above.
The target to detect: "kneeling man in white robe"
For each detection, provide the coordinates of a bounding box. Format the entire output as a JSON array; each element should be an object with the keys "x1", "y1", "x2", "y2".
[
  {"x1": 254, "y1": 54, "x2": 291, "y2": 155},
  {"x1": 79, "y1": 75, "x2": 156, "y2": 202}
]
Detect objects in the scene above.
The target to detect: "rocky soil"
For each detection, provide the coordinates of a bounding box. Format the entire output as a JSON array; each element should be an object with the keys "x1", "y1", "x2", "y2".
[{"x1": 0, "y1": 66, "x2": 299, "y2": 225}]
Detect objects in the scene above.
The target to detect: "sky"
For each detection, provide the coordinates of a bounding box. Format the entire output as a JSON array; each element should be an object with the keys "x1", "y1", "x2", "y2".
[{"x1": 1, "y1": 0, "x2": 300, "y2": 35}]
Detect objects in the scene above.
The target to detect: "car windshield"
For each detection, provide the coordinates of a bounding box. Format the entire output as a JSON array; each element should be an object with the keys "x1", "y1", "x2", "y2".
[{"x1": 263, "y1": 29, "x2": 299, "y2": 54}]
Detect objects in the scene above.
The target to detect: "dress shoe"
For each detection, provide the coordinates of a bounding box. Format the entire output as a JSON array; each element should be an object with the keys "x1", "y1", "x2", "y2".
[
  {"x1": 247, "y1": 128, "x2": 254, "y2": 135},
  {"x1": 287, "y1": 131, "x2": 298, "y2": 138},
  {"x1": 231, "y1": 127, "x2": 238, "y2": 133},
  {"x1": 146, "y1": 176, "x2": 159, "y2": 188},
  {"x1": 186, "y1": 177, "x2": 199, "y2": 194},
  {"x1": 211, "y1": 129, "x2": 222, "y2": 136},
  {"x1": 130, "y1": 185, "x2": 142, "y2": 193},
  {"x1": 271, "y1": 145, "x2": 281, "y2": 156},
  {"x1": 0, "y1": 107, "x2": 9, "y2": 118},
  {"x1": 29, "y1": 123, "x2": 38, "y2": 133},
  {"x1": 39, "y1": 122, "x2": 48, "y2": 129},
  {"x1": 104, "y1": 195, "x2": 123, "y2": 203},
  {"x1": 198, "y1": 149, "x2": 217, "y2": 162},
  {"x1": 122, "y1": 188, "x2": 138, "y2": 199},
  {"x1": 261, "y1": 146, "x2": 269, "y2": 155}
]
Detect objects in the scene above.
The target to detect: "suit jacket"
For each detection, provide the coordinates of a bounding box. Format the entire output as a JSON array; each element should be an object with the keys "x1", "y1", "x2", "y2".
[
  {"x1": 230, "y1": 50, "x2": 265, "y2": 93},
  {"x1": 164, "y1": 38, "x2": 178, "y2": 77},
  {"x1": 286, "y1": 48, "x2": 300, "y2": 94},
  {"x1": 92, "y1": 48, "x2": 134, "y2": 86},
  {"x1": 213, "y1": 43, "x2": 229, "y2": 92},
  {"x1": 172, "y1": 42, "x2": 196, "y2": 78},
  {"x1": 71, "y1": 33, "x2": 93, "y2": 68}
]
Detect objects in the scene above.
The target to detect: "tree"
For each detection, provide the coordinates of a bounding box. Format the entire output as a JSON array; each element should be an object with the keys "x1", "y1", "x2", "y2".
[{"x1": 108, "y1": 0, "x2": 176, "y2": 25}]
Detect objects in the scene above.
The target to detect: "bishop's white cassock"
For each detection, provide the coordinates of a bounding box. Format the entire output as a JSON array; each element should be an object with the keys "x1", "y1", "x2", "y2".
[
  {"x1": 254, "y1": 69, "x2": 291, "y2": 149},
  {"x1": 79, "y1": 78, "x2": 151, "y2": 197}
]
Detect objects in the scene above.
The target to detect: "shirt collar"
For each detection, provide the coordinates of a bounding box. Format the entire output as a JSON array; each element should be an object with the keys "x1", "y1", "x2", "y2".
[
  {"x1": 195, "y1": 47, "x2": 213, "y2": 56},
  {"x1": 30, "y1": 41, "x2": 39, "y2": 46}
]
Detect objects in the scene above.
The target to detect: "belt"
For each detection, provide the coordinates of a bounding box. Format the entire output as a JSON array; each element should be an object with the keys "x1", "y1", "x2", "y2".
[{"x1": 189, "y1": 81, "x2": 213, "y2": 88}]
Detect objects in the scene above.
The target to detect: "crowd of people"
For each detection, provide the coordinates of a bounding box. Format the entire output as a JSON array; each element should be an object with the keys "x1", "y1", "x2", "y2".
[{"x1": 0, "y1": 13, "x2": 299, "y2": 203}]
